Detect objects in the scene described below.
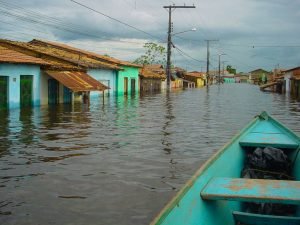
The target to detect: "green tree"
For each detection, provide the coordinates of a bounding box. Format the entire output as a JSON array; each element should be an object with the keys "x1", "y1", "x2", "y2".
[
  {"x1": 133, "y1": 42, "x2": 166, "y2": 65},
  {"x1": 226, "y1": 65, "x2": 236, "y2": 74}
]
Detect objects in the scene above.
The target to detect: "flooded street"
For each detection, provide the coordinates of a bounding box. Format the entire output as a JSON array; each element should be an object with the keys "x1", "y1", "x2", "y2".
[{"x1": 0, "y1": 84, "x2": 299, "y2": 225}]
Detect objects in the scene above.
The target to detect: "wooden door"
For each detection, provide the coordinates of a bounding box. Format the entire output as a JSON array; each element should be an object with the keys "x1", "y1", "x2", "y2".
[
  {"x1": 20, "y1": 75, "x2": 33, "y2": 107},
  {"x1": 131, "y1": 78, "x2": 136, "y2": 94},
  {"x1": 0, "y1": 76, "x2": 8, "y2": 108},
  {"x1": 48, "y1": 79, "x2": 59, "y2": 104},
  {"x1": 124, "y1": 77, "x2": 128, "y2": 95}
]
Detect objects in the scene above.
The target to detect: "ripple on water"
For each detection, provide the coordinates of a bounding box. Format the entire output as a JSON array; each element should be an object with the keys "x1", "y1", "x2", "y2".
[{"x1": 0, "y1": 84, "x2": 299, "y2": 225}]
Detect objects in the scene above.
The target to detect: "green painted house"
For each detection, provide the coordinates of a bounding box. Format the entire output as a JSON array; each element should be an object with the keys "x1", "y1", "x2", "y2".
[{"x1": 117, "y1": 66, "x2": 140, "y2": 95}]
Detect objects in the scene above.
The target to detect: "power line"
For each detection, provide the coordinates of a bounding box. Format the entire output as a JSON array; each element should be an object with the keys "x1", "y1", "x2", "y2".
[
  {"x1": 0, "y1": 0, "x2": 150, "y2": 45},
  {"x1": 70, "y1": 0, "x2": 164, "y2": 42}
]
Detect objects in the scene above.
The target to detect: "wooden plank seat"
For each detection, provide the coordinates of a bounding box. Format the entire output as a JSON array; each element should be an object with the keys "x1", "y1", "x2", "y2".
[
  {"x1": 232, "y1": 211, "x2": 300, "y2": 225},
  {"x1": 239, "y1": 133, "x2": 299, "y2": 149},
  {"x1": 201, "y1": 178, "x2": 300, "y2": 205},
  {"x1": 238, "y1": 121, "x2": 299, "y2": 149}
]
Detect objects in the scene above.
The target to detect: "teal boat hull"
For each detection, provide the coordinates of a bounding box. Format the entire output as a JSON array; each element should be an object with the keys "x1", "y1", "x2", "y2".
[{"x1": 150, "y1": 112, "x2": 300, "y2": 225}]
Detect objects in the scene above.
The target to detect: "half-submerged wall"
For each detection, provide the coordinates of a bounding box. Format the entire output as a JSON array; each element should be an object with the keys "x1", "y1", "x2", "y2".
[{"x1": 0, "y1": 63, "x2": 41, "y2": 109}]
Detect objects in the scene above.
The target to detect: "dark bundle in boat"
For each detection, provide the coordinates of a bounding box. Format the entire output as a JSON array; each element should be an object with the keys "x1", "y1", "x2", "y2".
[
  {"x1": 242, "y1": 146, "x2": 295, "y2": 216},
  {"x1": 242, "y1": 146, "x2": 292, "y2": 180}
]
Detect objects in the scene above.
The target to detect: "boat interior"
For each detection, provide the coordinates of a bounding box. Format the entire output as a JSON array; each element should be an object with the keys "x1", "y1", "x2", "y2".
[
  {"x1": 200, "y1": 117, "x2": 300, "y2": 225},
  {"x1": 153, "y1": 113, "x2": 300, "y2": 225}
]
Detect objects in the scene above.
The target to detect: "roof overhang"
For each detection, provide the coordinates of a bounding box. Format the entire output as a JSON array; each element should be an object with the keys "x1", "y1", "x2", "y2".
[{"x1": 44, "y1": 70, "x2": 109, "y2": 92}]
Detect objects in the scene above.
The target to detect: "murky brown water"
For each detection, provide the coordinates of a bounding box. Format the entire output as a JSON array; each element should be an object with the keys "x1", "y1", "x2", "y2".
[{"x1": 0, "y1": 84, "x2": 299, "y2": 225}]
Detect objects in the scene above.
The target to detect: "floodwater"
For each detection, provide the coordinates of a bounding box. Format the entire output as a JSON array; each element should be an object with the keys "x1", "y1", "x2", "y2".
[{"x1": 0, "y1": 84, "x2": 299, "y2": 225}]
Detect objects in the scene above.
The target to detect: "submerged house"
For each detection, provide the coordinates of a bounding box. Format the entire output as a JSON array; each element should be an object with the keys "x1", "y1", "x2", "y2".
[
  {"x1": 139, "y1": 65, "x2": 165, "y2": 92},
  {"x1": 249, "y1": 69, "x2": 270, "y2": 85},
  {"x1": 29, "y1": 39, "x2": 141, "y2": 96},
  {"x1": 0, "y1": 45, "x2": 48, "y2": 109},
  {"x1": 0, "y1": 40, "x2": 109, "y2": 108},
  {"x1": 184, "y1": 71, "x2": 205, "y2": 87}
]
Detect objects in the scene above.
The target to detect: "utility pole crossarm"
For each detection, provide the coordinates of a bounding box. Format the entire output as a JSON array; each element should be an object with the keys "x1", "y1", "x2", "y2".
[{"x1": 163, "y1": 6, "x2": 196, "y2": 9}]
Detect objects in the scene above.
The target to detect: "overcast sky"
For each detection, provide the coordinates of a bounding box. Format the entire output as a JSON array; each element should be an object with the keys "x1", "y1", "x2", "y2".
[{"x1": 0, "y1": 0, "x2": 299, "y2": 72}]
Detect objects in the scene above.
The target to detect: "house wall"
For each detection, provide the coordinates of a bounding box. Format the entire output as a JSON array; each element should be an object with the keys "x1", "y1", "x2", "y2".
[
  {"x1": 196, "y1": 78, "x2": 205, "y2": 87},
  {"x1": 140, "y1": 78, "x2": 162, "y2": 92},
  {"x1": 171, "y1": 79, "x2": 183, "y2": 88},
  {"x1": 0, "y1": 63, "x2": 41, "y2": 109},
  {"x1": 87, "y1": 69, "x2": 117, "y2": 97},
  {"x1": 161, "y1": 80, "x2": 167, "y2": 90},
  {"x1": 117, "y1": 66, "x2": 139, "y2": 95},
  {"x1": 40, "y1": 72, "x2": 65, "y2": 105},
  {"x1": 224, "y1": 77, "x2": 236, "y2": 83},
  {"x1": 284, "y1": 72, "x2": 292, "y2": 93}
]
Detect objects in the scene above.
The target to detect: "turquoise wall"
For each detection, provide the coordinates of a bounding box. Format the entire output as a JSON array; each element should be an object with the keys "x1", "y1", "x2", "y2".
[
  {"x1": 87, "y1": 69, "x2": 117, "y2": 97},
  {"x1": 224, "y1": 77, "x2": 235, "y2": 83},
  {"x1": 116, "y1": 66, "x2": 139, "y2": 95},
  {"x1": 0, "y1": 63, "x2": 41, "y2": 109}
]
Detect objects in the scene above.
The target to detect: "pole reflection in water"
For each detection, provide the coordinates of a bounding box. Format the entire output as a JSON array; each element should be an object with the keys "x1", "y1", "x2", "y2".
[{"x1": 162, "y1": 91, "x2": 175, "y2": 154}]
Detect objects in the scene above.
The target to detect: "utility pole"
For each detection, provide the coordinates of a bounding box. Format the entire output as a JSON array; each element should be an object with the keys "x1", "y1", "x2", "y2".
[
  {"x1": 205, "y1": 40, "x2": 218, "y2": 86},
  {"x1": 163, "y1": 4, "x2": 195, "y2": 90},
  {"x1": 218, "y1": 53, "x2": 226, "y2": 84},
  {"x1": 222, "y1": 61, "x2": 228, "y2": 75}
]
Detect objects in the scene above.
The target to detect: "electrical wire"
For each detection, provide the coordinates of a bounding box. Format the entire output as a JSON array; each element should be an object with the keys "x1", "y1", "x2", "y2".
[{"x1": 70, "y1": 0, "x2": 165, "y2": 42}]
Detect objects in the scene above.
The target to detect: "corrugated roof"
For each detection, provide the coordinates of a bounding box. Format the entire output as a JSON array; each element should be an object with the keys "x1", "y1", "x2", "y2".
[
  {"x1": 0, "y1": 45, "x2": 49, "y2": 65},
  {"x1": 30, "y1": 39, "x2": 142, "y2": 68},
  {"x1": 0, "y1": 39, "x2": 121, "y2": 70},
  {"x1": 45, "y1": 70, "x2": 109, "y2": 92},
  {"x1": 139, "y1": 67, "x2": 166, "y2": 79}
]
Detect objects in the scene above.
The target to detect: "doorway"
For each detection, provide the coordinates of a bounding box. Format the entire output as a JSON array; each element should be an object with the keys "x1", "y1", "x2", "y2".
[
  {"x1": 48, "y1": 79, "x2": 59, "y2": 104},
  {"x1": 131, "y1": 78, "x2": 136, "y2": 94},
  {"x1": 124, "y1": 77, "x2": 128, "y2": 95},
  {"x1": 20, "y1": 75, "x2": 33, "y2": 107},
  {"x1": 0, "y1": 76, "x2": 8, "y2": 108}
]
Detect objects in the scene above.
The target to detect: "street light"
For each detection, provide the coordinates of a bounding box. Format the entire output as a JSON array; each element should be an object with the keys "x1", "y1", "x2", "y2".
[
  {"x1": 172, "y1": 28, "x2": 197, "y2": 36},
  {"x1": 218, "y1": 53, "x2": 226, "y2": 84}
]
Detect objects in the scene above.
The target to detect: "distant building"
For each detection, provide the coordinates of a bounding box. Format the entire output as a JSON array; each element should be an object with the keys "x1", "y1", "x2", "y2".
[
  {"x1": 249, "y1": 68, "x2": 271, "y2": 85},
  {"x1": 184, "y1": 71, "x2": 205, "y2": 87}
]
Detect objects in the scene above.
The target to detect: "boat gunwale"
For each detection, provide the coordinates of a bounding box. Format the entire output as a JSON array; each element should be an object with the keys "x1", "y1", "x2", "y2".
[{"x1": 150, "y1": 112, "x2": 300, "y2": 225}]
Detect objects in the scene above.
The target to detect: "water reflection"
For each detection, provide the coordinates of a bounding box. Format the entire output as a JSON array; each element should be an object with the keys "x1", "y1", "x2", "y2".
[
  {"x1": 0, "y1": 109, "x2": 10, "y2": 156},
  {"x1": 162, "y1": 91, "x2": 174, "y2": 154}
]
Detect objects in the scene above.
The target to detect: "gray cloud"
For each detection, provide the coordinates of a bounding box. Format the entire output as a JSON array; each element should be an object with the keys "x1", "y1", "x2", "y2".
[{"x1": 0, "y1": 0, "x2": 299, "y2": 72}]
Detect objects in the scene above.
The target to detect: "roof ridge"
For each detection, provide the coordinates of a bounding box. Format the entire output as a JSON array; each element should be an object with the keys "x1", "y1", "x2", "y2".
[{"x1": 30, "y1": 39, "x2": 141, "y2": 68}]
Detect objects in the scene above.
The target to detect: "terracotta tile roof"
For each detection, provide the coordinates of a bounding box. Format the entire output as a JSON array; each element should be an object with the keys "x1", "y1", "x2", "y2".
[
  {"x1": 0, "y1": 39, "x2": 121, "y2": 70},
  {"x1": 45, "y1": 70, "x2": 109, "y2": 92},
  {"x1": 139, "y1": 67, "x2": 166, "y2": 79},
  {"x1": 0, "y1": 45, "x2": 49, "y2": 65},
  {"x1": 185, "y1": 71, "x2": 205, "y2": 78},
  {"x1": 144, "y1": 64, "x2": 164, "y2": 70},
  {"x1": 249, "y1": 68, "x2": 270, "y2": 74},
  {"x1": 144, "y1": 64, "x2": 166, "y2": 75},
  {"x1": 30, "y1": 39, "x2": 142, "y2": 68}
]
